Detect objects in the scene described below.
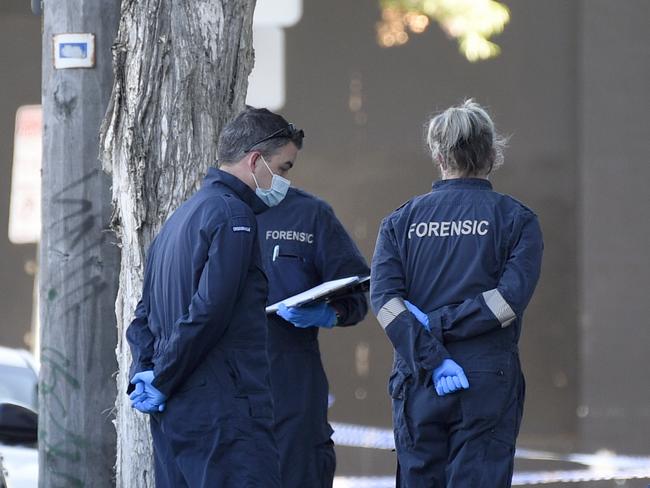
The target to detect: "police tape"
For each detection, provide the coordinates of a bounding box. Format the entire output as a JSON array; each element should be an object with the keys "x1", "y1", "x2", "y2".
[
  {"x1": 512, "y1": 468, "x2": 650, "y2": 485},
  {"x1": 330, "y1": 422, "x2": 395, "y2": 450},
  {"x1": 331, "y1": 422, "x2": 650, "y2": 485},
  {"x1": 334, "y1": 470, "x2": 650, "y2": 487},
  {"x1": 333, "y1": 477, "x2": 395, "y2": 488}
]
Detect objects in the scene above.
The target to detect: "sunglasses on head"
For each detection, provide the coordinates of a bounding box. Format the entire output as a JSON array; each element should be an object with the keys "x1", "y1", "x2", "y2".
[{"x1": 244, "y1": 123, "x2": 304, "y2": 153}]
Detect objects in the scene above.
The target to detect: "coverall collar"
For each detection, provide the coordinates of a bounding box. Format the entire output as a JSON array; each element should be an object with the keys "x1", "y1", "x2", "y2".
[
  {"x1": 203, "y1": 167, "x2": 269, "y2": 214},
  {"x1": 432, "y1": 178, "x2": 493, "y2": 191}
]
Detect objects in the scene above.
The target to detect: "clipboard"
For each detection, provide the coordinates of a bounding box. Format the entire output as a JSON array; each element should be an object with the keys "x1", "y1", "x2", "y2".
[{"x1": 265, "y1": 275, "x2": 370, "y2": 314}]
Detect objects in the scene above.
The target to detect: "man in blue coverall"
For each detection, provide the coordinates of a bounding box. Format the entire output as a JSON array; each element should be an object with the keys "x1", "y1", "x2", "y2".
[
  {"x1": 126, "y1": 107, "x2": 304, "y2": 487},
  {"x1": 371, "y1": 100, "x2": 543, "y2": 487},
  {"x1": 257, "y1": 186, "x2": 370, "y2": 485}
]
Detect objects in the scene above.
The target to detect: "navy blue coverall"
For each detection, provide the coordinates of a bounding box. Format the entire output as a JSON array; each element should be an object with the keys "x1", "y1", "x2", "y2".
[
  {"x1": 370, "y1": 178, "x2": 543, "y2": 488},
  {"x1": 126, "y1": 168, "x2": 281, "y2": 488},
  {"x1": 256, "y1": 188, "x2": 369, "y2": 487}
]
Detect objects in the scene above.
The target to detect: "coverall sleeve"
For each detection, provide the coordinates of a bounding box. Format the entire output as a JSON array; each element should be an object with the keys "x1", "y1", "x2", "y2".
[
  {"x1": 152, "y1": 218, "x2": 255, "y2": 397},
  {"x1": 315, "y1": 204, "x2": 370, "y2": 326},
  {"x1": 126, "y1": 248, "x2": 156, "y2": 382},
  {"x1": 126, "y1": 299, "x2": 155, "y2": 380},
  {"x1": 427, "y1": 209, "x2": 544, "y2": 342},
  {"x1": 371, "y1": 218, "x2": 450, "y2": 377}
]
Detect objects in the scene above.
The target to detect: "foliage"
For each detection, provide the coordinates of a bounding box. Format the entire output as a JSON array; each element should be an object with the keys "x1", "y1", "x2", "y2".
[{"x1": 377, "y1": 0, "x2": 510, "y2": 62}]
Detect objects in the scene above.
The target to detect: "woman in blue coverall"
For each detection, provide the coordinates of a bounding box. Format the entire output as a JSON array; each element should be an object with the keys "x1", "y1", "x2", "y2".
[{"x1": 370, "y1": 99, "x2": 543, "y2": 487}]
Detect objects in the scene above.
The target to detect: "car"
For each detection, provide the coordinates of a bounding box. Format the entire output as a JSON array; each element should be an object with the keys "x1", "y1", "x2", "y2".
[{"x1": 0, "y1": 346, "x2": 38, "y2": 488}]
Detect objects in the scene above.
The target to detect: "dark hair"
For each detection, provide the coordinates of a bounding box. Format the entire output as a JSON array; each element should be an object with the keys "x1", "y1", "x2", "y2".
[{"x1": 217, "y1": 106, "x2": 304, "y2": 165}]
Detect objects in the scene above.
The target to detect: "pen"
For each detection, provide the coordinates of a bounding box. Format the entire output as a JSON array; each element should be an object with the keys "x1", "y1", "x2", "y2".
[{"x1": 272, "y1": 245, "x2": 280, "y2": 262}]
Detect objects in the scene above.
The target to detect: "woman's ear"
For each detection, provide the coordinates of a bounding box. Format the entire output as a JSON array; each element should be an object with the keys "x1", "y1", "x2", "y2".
[{"x1": 437, "y1": 155, "x2": 447, "y2": 171}]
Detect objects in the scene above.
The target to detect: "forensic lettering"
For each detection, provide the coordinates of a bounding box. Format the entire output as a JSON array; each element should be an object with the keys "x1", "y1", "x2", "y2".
[
  {"x1": 408, "y1": 220, "x2": 490, "y2": 239},
  {"x1": 265, "y1": 230, "x2": 315, "y2": 244}
]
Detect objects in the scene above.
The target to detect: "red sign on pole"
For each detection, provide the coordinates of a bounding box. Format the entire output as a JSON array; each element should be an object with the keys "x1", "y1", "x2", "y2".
[{"x1": 9, "y1": 105, "x2": 42, "y2": 244}]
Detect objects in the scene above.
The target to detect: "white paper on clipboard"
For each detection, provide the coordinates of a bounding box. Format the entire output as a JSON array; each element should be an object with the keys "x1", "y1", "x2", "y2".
[{"x1": 265, "y1": 275, "x2": 369, "y2": 314}]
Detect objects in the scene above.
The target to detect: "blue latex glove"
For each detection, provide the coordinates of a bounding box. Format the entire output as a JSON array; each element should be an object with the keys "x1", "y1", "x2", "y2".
[
  {"x1": 129, "y1": 381, "x2": 147, "y2": 403},
  {"x1": 276, "y1": 302, "x2": 337, "y2": 328},
  {"x1": 130, "y1": 370, "x2": 167, "y2": 414},
  {"x1": 432, "y1": 359, "x2": 470, "y2": 397},
  {"x1": 404, "y1": 300, "x2": 430, "y2": 331}
]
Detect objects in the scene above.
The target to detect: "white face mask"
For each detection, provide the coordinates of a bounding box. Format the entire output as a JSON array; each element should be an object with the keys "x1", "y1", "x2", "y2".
[{"x1": 251, "y1": 156, "x2": 291, "y2": 207}]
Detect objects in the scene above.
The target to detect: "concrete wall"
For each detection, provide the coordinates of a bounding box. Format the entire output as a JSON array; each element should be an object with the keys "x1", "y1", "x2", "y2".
[{"x1": 579, "y1": 0, "x2": 650, "y2": 454}]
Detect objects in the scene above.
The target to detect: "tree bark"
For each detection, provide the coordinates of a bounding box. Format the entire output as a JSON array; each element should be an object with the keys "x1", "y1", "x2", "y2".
[
  {"x1": 100, "y1": 1, "x2": 256, "y2": 485},
  {"x1": 39, "y1": 2, "x2": 121, "y2": 487}
]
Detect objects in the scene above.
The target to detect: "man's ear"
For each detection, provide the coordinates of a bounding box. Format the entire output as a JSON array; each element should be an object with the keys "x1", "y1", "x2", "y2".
[{"x1": 245, "y1": 151, "x2": 261, "y2": 173}]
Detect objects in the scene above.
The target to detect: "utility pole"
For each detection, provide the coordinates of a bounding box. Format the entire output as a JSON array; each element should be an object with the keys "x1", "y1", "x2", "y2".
[{"x1": 39, "y1": 2, "x2": 121, "y2": 487}]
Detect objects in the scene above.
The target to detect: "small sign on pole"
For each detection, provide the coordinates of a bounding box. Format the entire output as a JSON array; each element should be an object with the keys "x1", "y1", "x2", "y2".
[{"x1": 53, "y1": 33, "x2": 95, "y2": 69}]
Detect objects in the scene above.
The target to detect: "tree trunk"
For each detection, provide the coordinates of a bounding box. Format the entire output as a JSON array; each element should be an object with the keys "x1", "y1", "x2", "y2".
[
  {"x1": 39, "y1": 2, "x2": 121, "y2": 487},
  {"x1": 100, "y1": 1, "x2": 256, "y2": 485}
]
